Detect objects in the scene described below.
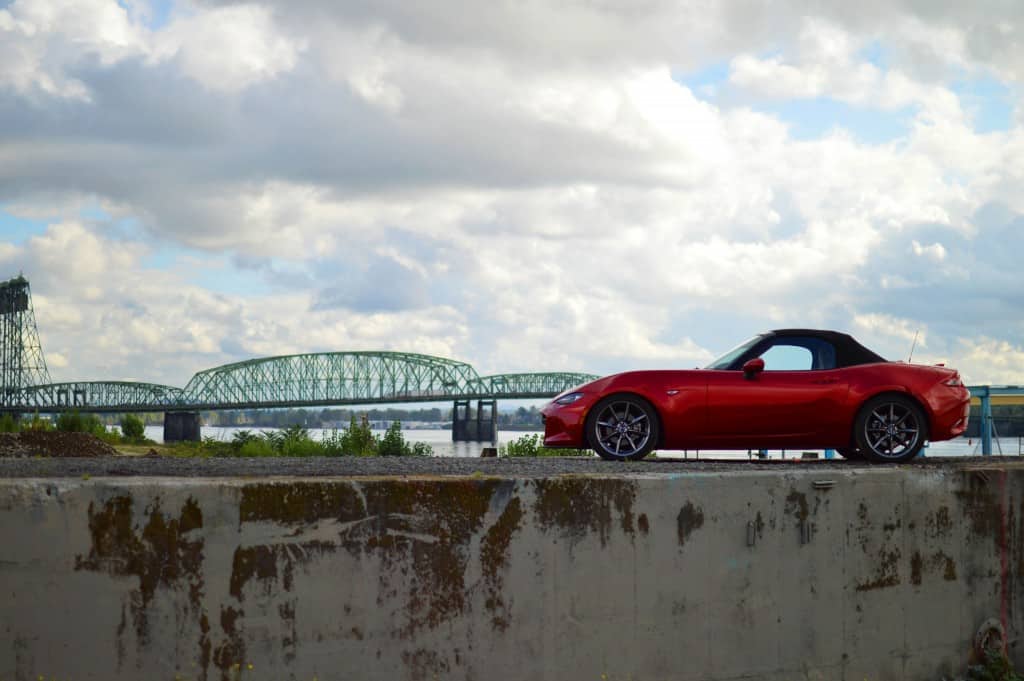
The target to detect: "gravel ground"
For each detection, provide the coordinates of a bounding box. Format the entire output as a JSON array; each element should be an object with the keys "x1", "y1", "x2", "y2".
[{"x1": 0, "y1": 454, "x2": 1019, "y2": 478}]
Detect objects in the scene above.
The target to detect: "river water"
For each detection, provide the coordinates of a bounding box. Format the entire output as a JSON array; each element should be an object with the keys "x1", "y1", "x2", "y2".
[{"x1": 142, "y1": 425, "x2": 1022, "y2": 459}]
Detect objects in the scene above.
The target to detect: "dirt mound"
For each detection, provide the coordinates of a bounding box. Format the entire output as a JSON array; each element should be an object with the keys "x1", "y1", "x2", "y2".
[{"x1": 0, "y1": 431, "x2": 118, "y2": 458}]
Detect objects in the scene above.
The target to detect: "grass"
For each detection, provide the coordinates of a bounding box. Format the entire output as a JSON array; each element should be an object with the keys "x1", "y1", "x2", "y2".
[{"x1": 499, "y1": 433, "x2": 592, "y2": 457}]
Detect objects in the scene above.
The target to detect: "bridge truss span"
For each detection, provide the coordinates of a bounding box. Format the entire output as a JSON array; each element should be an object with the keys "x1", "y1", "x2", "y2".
[
  {"x1": 180, "y1": 351, "x2": 490, "y2": 410},
  {"x1": 14, "y1": 381, "x2": 184, "y2": 413},
  {"x1": 474, "y1": 372, "x2": 599, "y2": 398}
]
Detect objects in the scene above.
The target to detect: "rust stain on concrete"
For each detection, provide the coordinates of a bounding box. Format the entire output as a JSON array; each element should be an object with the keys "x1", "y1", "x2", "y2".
[
  {"x1": 239, "y1": 481, "x2": 364, "y2": 525},
  {"x1": 856, "y1": 548, "x2": 901, "y2": 592},
  {"x1": 676, "y1": 501, "x2": 704, "y2": 547},
  {"x1": 75, "y1": 496, "x2": 205, "y2": 643},
  {"x1": 532, "y1": 478, "x2": 637, "y2": 547},
  {"x1": 480, "y1": 496, "x2": 524, "y2": 632}
]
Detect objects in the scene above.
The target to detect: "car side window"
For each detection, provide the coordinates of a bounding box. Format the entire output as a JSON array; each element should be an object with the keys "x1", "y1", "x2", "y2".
[
  {"x1": 759, "y1": 337, "x2": 837, "y2": 371},
  {"x1": 761, "y1": 344, "x2": 814, "y2": 370}
]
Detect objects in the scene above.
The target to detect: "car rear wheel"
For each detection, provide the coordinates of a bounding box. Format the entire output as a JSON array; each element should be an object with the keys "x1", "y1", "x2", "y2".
[
  {"x1": 853, "y1": 395, "x2": 928, "y2": 463},
  {"x1": 587, "y1": 395, "x2": 658, "y2": 461}
]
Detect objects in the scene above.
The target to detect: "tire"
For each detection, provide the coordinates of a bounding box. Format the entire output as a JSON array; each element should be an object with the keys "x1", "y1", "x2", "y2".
[
  {"x1": 853, "y1": 394, "x2": 928, "y2": 464},
  {"x1": 837, "y1": 447, "x2": 863, "y2": 461},
  {"x1": 586, "y1": 394, "x2": 659, "y2": 461}
]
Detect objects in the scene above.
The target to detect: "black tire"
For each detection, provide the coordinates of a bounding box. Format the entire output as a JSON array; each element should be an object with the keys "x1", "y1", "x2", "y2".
[
  {"x1": 586, "y1": 394, "x2": 659, "y2": 461},
  {"x1": 853, "y1": 394, "x2": 928, "y2": 464},
  {"x1": 837, "y1": 447, "x2": 863, "y2": 461}
]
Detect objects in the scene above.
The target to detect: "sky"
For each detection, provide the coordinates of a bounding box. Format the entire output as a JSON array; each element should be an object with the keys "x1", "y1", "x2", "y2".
[{"x1": 1, "y1": 0, "x2": 1023, "y2": 388}]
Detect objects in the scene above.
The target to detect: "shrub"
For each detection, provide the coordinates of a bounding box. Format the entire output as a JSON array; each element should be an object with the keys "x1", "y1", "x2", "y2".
[
  {"x1": 24, "y1": 413, "x2": 52, "y2": 432},
  {"x1": 120, "y1": 414, "x2": 146, "y2": 441},
  {"x1": 57, "y1": 410, "x2": 109, "y2": 439},
  {"x1": 0, "y1": 414, "x2": 17, "y2": 433},
  {"x1": 56, "y1": 410, "x2": 83, "y2": 433},
  {"x1": 499, "y1": 433, "x2": 592, "y2": 457},
  {"x1": 340, "y1": 415, "x2": 377, "y2": 457},
  {"x1": 378, "y1": 421, "x2": 406, "y2": 457}
]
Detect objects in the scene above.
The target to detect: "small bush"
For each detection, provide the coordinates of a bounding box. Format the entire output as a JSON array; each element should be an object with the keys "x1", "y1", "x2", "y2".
[
  {"x1": 120, "y1": 414, "x2": 146, "y2": 441},
  {"x1": 378, "y1": 421, "x2": 433, "y2": 457},
  {"x1": 24, "y1": 413, "x2": 52, "y2": 432},
  {"x1": 499, "y1": 433, "x2": 592, "y2": 457},
  {"x1": 0, "y1": 414, "x2": 17, "y2": 433},
  {"x1": 340, "y1": 415, "x2": 377, "y2": 457},
  {"x1": 378, "y1": 421, "x2": 406, "y2": 457}
]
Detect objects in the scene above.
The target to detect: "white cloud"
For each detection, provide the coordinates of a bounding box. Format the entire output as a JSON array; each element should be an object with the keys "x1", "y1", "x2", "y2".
[
  {"x1": 151, "y1": 4, "x2": 305, "y2": 94},
  {"x1": 911, "y1": 240, "x2": 947, "y2": 262},
  {"x1": 2, "y1": 0, "x2": 1024, "y2": 387}
]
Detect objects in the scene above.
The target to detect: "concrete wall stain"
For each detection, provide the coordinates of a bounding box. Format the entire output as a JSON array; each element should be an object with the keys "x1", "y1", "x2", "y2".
[
  {"x1": 480, "y1": 496, "x2": 524, "y2": 632},
  {"x1": 238, "y1": 481, "x2": 365, "y2": 526},
  {"x1": 212, "y1": 605, "x2": 246, "y2": 680},
  {"x1": 909, "y1": 551, "x2": 955, "y2": 585},
  {"x1": 75, "y1": 495, "x2": 205, "y2": 651},
  {"x1": 637, "y1": 512, "x2": 650, "y2": 536},
  {"x1": 956, "y1": 474, "x2": 1003, "y2": 539},
  {"x1": 355, "y1": 479, "x2": 498, "y2": 637},
  {"x1": 676, "y1": 501, "x2": 704, "y2": 547},
  {"x1": 532, "y1": 478, "x2": 637, "y2": 547},
  {"x1": 926, "y1": 506, "x2": 954, "y2": 539},
  {"x1": 786, "y1": 490, "x2": 809, "y2": 524},
  {"x1": 402, "y1": 648, "x2": 451, "y2": 681},
  {"x1": 911, "y1": 551, "x2": 923, "y2": 586},
  {"x1": 856, "y1": 548, "x2": 901, "y2": 592}
]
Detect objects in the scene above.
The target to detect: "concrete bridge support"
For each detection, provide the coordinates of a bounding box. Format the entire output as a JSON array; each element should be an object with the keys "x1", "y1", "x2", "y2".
[
  {"x1": 451, "y1": 398, "x2": 497, "y2": 442},
  {"x1": 163, "y1": 411, "x2": 200, "y2": 442}
]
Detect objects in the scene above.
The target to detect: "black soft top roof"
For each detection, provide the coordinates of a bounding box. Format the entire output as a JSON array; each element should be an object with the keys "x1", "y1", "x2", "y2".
[{"x1": 767, "y1": 329, "x2": 887, "y2": 367}]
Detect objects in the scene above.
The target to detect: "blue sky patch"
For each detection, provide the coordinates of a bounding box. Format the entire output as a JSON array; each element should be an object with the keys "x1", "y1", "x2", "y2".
[
  {"x1": 675, "y1": 61, "x2": 731, "y2": 97},
  {"x1": 758, "y1": 98, "x2": 914, "y2": 143},
  {"x1": 951, "y1": 76, "x2": 1015, "y2": 133},
  {"x1": 117, "y1": 0, "x2": 176, "y2": 29},
  {"x1": 0, "y1": 208, "x2": 48, "y2": 245}
]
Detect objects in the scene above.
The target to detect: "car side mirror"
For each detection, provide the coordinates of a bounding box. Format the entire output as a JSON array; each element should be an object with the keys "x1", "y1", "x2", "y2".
[{"x1": 742, "y1": 357, "x2": 765, "y2": 380}]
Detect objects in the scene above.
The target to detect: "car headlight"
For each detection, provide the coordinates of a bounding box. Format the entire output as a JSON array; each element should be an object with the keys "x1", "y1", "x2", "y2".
[
  {"x1": 554, "y1": 392, "x2": 585, "y2": 405},
  {"x1": 943, "y1": 377, "x2": 963, "y2": 387}
]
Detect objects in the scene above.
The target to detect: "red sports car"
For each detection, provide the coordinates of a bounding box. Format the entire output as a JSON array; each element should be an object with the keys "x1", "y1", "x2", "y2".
[{"x1": 541, "y1": 329, "x2": 971, "y2": 463}]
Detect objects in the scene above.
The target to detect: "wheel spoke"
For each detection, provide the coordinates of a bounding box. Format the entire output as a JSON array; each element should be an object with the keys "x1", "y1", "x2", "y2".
[
  {"x1": 624, "y1": 433, "x2": 637, "y2": 451},
  {"x1": 597, "y1": 420, "x2": 614, "y2": 428}
]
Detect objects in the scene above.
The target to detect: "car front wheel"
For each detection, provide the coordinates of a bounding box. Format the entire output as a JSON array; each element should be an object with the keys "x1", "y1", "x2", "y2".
[
  {"x1": 587, "y1": 395, "x2": 659, "y2": 461},
  {"x1": 853, "y1": 395, "x2": 928, "y2": 463}
]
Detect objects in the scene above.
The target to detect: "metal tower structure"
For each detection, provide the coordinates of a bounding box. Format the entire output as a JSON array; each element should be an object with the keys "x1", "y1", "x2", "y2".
[{"x1": 0, "y1": 275, "x2": 51, "y2": 408}]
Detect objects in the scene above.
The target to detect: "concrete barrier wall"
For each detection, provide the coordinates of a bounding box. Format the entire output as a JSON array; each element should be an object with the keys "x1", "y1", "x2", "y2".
[{"x1": 1, "y1": 465, "x2": 1022, "y2": 681}]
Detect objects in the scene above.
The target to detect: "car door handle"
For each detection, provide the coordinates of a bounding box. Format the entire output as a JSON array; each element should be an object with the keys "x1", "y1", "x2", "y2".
[{"x1": 811, "y1": 378, "x2": 839, "y2": 385}]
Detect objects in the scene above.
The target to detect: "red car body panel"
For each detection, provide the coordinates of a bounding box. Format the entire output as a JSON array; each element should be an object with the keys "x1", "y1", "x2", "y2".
[{"x1": 542, "y1": 335, "x2": 971, "y2": 452}]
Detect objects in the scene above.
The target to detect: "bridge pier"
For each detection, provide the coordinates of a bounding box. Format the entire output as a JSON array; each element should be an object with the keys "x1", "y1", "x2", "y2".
[
  {"x1": 452, "y1": 399, "x2": 497, "y2": 443},
  {"x1": 163, "y1": 412, "x2": 200, "y2": 443}
]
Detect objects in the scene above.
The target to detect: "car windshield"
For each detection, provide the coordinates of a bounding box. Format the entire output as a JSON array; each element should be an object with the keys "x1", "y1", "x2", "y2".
[{"x1": 704, "y1": 335, "x2": 764, "y2": 370}]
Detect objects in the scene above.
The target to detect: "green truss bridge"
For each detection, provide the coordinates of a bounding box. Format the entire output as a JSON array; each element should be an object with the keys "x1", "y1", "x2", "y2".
[
  {"x1": 0, "y1": 276, "x2": 595, "y2": 441},
  {"x1": 10, "y1": 352, "x2": 596, "y2": 412}
]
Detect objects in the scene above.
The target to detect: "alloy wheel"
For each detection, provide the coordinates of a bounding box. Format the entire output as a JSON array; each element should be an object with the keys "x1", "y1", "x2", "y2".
[
  {"x1": 863, "y1": 401, "x2": 922, "y2": 460},
  {"x1": 593, "y1": 400, "x2": 652, "y2": 458}
]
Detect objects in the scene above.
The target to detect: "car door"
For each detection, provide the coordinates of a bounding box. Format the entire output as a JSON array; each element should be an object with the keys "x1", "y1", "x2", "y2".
[{"x1": 704, "y1": 338, "x2": 850, "y2": 447}]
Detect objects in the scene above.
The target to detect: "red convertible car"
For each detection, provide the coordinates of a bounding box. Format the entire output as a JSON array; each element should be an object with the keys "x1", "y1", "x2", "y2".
[{"x1": 541, "y1": 329, "x2": 971, "y2": 463}]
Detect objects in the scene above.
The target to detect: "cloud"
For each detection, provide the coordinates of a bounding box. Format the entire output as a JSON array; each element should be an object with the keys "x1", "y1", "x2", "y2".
[{"x1": 2, "y1": 0, "x2": 1024, "y2": 386}]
